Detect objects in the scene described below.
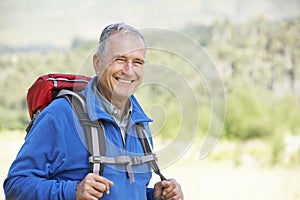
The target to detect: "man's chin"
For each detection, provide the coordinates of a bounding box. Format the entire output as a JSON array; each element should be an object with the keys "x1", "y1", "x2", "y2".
[{"x1": 111, "y1": 91, "x2": 134, "y2": 101}]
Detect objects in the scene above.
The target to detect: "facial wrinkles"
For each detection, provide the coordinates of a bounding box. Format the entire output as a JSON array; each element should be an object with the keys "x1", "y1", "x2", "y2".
[
  {"x1": 112, "y1": 53, "x2": 143, "y2": 89},
  {"x1": 97, "y1": 33, "x2": 145, "y2": 103}
]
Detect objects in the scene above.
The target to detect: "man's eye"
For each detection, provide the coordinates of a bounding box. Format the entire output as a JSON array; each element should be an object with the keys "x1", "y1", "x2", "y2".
[
  {"x1": 134, "y1": 62, "x2": 143, "y2": 66},
  {"x1": 134, "y1": 60, "x2": 144, "y2": 66}
]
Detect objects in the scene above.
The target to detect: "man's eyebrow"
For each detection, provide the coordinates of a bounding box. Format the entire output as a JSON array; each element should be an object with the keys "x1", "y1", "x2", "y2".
[
  {"x1": 113, "y1": 54, "x2": 145, "y2": 63},
  {"x1": 111, "y1": 55, "x2": 126, "y2": 61},
  {"x1": 135, "y1": 58, "x2": 145, "y2": 64}
]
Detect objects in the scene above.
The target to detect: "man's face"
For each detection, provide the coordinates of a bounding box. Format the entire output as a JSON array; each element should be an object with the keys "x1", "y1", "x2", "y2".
[{"x1": 94, "y1": 32, "x2": 146, "y2": 103}]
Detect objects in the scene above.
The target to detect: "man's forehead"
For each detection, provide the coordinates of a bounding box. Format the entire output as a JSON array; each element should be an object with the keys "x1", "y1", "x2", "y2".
[
  {"x1": 105, "y1": 33, "x2": 146, "y2": 56},
  {"x1": 108, "y1": 32, "x2": 145, "y2": 47}
]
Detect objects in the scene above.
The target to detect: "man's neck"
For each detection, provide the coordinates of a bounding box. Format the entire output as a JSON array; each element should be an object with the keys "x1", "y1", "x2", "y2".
[
  {"x1": 98, "y1": 88, "x2": 128, "y2": 119},
  {"x1": 110, "y1": 99, "x2": 126, "y2": 119}
]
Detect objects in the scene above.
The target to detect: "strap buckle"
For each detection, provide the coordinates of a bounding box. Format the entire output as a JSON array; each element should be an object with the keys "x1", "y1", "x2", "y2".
[
  {"x1": 89, "y1": 156, "x2": 102, "y2": 164},
  {"x1": 131, "y1": 156, "x2": 142, "y2": 165}
]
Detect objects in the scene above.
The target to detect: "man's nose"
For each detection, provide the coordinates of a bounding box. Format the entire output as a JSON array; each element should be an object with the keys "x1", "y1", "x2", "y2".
[{"x1": 123, "y1": 61, "x2": 134, "y2": 73}]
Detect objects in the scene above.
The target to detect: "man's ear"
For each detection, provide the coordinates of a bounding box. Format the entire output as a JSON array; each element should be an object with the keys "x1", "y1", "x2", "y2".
[{"x1": 93, "y1": 53, "x2": 101, "y2": 75}]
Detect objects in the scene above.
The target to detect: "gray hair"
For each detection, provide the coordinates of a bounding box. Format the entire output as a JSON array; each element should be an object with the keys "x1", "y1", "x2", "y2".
[{"x1": 96, "y1": 23, "x2": 146, "y2": 55}]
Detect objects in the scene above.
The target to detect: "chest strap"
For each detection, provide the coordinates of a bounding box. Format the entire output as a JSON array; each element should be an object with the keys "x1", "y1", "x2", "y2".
[{"x1": 89, "y1": 154, "x2": 158, "y2": 184}]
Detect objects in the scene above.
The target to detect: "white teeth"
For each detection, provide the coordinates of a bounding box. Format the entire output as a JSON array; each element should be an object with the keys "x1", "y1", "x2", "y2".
[{"x1": 117, "y1": 78, "x2": 131, "y2": 84}]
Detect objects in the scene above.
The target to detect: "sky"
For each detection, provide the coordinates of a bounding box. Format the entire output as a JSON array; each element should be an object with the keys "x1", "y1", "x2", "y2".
[{"x1": 0, "y1": 0, "x2": 299, "y2": 47}]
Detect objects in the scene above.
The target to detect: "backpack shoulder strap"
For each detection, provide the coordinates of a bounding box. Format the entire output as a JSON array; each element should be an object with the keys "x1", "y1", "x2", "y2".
[
  {"x1": 136, "y1": 123, "x2": 167, "y2": 181},
  {"x1": 57, "y1": 90, "x2": 106, "y2": 176},
  {"x1": 58, "y1": 90, "x2": 166, "y2": 181}
]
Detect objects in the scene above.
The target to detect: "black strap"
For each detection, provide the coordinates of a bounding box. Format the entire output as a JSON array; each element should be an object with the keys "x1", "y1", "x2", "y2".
[{"x1": 136, "y1": 123, "x2": 167, "y2": 181}]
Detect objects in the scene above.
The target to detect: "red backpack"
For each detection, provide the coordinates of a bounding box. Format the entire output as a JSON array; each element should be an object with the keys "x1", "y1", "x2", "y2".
[
  {"x1": 25, "y1": 73, "x2": 166, "y2": 183},
  {"x1": 27, "y1": 73, "x2": 91, "y2": 120}
]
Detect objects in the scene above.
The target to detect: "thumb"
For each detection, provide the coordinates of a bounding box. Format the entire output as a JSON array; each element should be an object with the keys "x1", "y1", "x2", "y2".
[{"x1": 153, "y1": 182, "x2": 163, "y2": 198}]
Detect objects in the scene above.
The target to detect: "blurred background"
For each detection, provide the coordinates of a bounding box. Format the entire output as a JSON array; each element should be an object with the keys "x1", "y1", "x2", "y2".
[{"x1": 1, "y1": 0, "x2": 300, "y2": 199}]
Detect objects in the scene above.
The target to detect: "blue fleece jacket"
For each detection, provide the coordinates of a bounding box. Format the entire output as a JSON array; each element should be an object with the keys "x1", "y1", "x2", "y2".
[{"x1": 4, "y1": 77, "x2": 155, "y2": 200}]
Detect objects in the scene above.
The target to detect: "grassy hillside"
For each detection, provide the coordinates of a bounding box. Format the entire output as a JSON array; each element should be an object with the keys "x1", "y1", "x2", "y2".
[{"x1": 0, "y1": 18, "x2": 300, "y2": 166}]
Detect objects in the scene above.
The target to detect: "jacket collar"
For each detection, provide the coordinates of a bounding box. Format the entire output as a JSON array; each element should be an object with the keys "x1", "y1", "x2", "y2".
[{"x1": 83, "y1": 76, "x2": 152, "y2": 124}]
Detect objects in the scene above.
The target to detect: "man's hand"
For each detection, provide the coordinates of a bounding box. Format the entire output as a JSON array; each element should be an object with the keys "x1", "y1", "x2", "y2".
[
  {"x1": 76, "y1": 173, "x2": 114, "y2": 200},
  {"x1": 153, "y1": 178, "x2": 184, "y2": 200}
]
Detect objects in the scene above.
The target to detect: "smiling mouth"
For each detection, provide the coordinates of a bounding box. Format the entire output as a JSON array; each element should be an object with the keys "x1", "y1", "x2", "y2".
[{"x1": 115, "y1": 77, "x2": 134, "y2": 84}]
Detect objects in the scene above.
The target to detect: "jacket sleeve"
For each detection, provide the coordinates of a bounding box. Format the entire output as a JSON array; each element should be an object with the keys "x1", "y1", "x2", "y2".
[
  {"x1": 147, "y1": 188, "x2": 154, "y2": 200},
  {"x1": 3, "y1": 109, "x2": 78, "y2": 200}
]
